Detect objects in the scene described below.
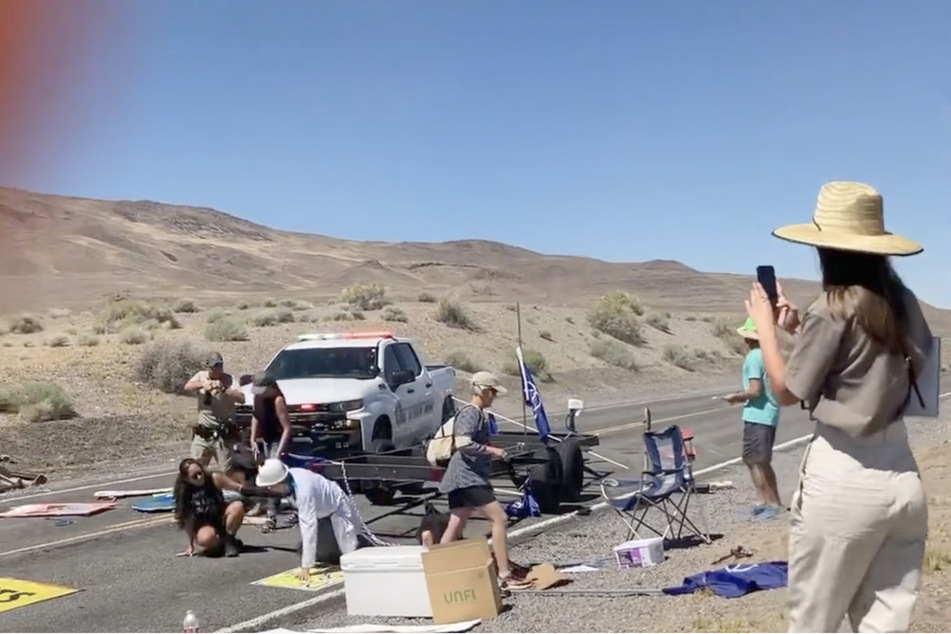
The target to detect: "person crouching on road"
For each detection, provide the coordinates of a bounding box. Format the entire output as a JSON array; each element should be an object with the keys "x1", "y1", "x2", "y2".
[
  {"x1": 174, "y1": 458, "x2": 281, "y2": 558},
  {"x1": 249, "y1": 372, "x2": 292, "y2": 529},
  {"x1": 183, "y1": 352, "x2": 247, "y2": 476},
  {"x1": 720, "y1": 318, "x2": 783, "y2": 520},
  {"x1": 437, "y1": 371, "x2": 532, "y2": 591},
  {"x1": 256, "y1": 458, "x2": 371, "y2": 584}
]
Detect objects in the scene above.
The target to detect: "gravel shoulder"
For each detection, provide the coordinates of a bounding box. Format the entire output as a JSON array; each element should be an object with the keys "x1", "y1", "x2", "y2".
[{"x1": 291, "y1": 413, "x2": 951, "y2": 633}]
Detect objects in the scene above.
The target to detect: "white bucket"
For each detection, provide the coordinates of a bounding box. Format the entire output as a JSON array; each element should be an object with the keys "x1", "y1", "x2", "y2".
[{"x1": 613, "y1": 537, "x2": 665, "y2": 568}]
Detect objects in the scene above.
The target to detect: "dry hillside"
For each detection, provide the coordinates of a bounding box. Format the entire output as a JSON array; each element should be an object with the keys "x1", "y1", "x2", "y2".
[{"x1": 1, "y1": 186, "x2": 949, "y2": 475}]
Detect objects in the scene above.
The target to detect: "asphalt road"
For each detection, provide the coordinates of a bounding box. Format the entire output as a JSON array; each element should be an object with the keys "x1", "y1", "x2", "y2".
[{"x1": 0, "y1": 379, "x2": 946, "y2": 633}]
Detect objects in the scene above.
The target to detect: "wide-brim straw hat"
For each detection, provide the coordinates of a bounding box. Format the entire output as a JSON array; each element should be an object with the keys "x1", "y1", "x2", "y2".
[
  {"x1": 772, "y1": 181, "x2": 922, "y2": 256},
  {"x1": 737, "y1": 318, "x2": 759, "y2": 341}
]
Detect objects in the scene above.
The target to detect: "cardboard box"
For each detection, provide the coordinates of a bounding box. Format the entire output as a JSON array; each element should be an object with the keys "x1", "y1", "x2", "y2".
[{"x1": 421, "y1": 538, "x2": 503, "y2": 624}]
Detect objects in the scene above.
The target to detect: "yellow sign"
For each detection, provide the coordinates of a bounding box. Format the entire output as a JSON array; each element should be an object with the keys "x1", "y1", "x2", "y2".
[
  {"x1": 0, "y1": 577, "x2": 78, "y2": 614},
  {"x1": 251, "y1": 566, "x2": 343, "y2": 592}
]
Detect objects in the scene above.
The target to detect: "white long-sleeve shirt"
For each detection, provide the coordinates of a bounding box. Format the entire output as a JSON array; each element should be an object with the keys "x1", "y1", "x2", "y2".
[{"x1": 287, "y1": 467, "x2": 348, "y2": 568}]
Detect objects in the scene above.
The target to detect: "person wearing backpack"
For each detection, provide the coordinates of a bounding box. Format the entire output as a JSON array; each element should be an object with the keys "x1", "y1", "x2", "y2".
[{"x1": 436, "y1": 371, "x2": 532, "y2": 591}]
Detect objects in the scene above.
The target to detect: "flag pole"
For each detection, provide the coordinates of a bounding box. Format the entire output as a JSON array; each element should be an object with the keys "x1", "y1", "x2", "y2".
[{"x1": 516, "y1": 301, "x2": 527, "y2": 436}]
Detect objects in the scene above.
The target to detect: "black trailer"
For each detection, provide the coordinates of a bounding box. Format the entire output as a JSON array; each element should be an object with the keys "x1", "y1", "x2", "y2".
[{"x1": 283, "y1": 407, "x2": 602, "y2": 515}]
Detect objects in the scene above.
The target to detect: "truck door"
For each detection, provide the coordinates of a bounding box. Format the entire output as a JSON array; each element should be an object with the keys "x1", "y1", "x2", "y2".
[
  {"x1": 381, "y1": 343, "x2": 428, "y2": 447},
  {"x1": 392, "y1": 342, "x2": 439, "y2": 442}
]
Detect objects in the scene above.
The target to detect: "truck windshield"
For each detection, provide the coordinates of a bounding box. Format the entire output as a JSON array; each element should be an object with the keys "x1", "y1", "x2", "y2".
[{"x1": 265, "y1": 346, "x2": 378, "y2": 380}]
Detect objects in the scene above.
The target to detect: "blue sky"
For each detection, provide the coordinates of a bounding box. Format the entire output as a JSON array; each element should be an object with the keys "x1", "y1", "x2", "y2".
[{"x1": 8, "y1": 1, "x2": 951, "y2": 306}]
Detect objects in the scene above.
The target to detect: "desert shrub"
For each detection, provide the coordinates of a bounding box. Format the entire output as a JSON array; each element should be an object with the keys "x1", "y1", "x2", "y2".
[
  {"x1": 7, "y1": 314, "x2": 43, "y2": 334},
  {"x1": 264, "y1": 298, "x2": 279, "y2": 307},
  {"x1": 275, "y1": 308, "x2": 295, "y2": 323},
  {"x1": 381, "y1": 306, "x2": 408, "y2": 323},
  {"x1": 663, "y1": 344, "x2": 697, "y2": 371},
  {"x1": 77, "y1": 333, "x2": 100, "y2": 347},
  {"x1": 444, "y1": 350, "x2": 479, "y2": 373},
  {"x1": 206, "y1": 318, "x2": 249, "y2": 342},
  {"x1": 435, "y1": 297, "x2": 477, "y2": 331},
  {"x1": 502, "y1": 348, "x2": 551, "y2": 382},
  {"x1": 539, "y1": 330, "x2": 553, "y2": 342},
  {"x1": 711, "y1": 320, "x2": 734, "y2": 339},
  {"x1": 45, "y1": 334, "x2": 69, "y2": 348},
  {"x1": 206, "y1": 309, "x2": 226, "y2": 323},
  {"x1": 565, "y1": 316, "x2": 575, "y2": 325},
  {"x1": 296, "y1": 309, "x2": 322, "y2": 323},
  {"x1": 120, "y1": 327, "x2": 149, "y2": 345},
  {"x1": 331, "y1": 312, "x2": 352, "y2": 322},
  {"x1": 48, "y1": 307, "x2": 72, "y2": 319},
  {"x1": 248, "y1": 309, "x2": 280, "y2": 327},
  {"x1": 236, "y1": 301, "x2": 252, "y2": 310},
  {"x1": 685, "y1": 315, "x2": 698, "y2": 321},
  {"x1": 646, "y1": 313, "x2": 671, "y2": 333},
  {"x1": 349, "y1": 310, "x2": 366, "y2": 321},
  {"x1": 417, "y1": 292, "x2": 437, "y2": 303},
  {"x1": 135, "y1": 339, "x2": 211, "y2": 394},
  {"x1": 0, "y1": 382, "x2": 76, "y2": 422},
  {"x1": 173, "y1": 298, "x2": 199, "y2": 313},
  {"x1": 100, "y1": 300, "x2": 181, "y2": 333},
  {"x1": 588, "y1": 291, "x2": 646, "y2": 346},
  {"x1": 341, "y1": 283, "x2": 388, "y2": 311},
  {"x1": 280, "y1": 299, "x2": 312, "y2": 310},
  {"x1": 589, "y1": 339, "x2": 639, "y2": 371}
]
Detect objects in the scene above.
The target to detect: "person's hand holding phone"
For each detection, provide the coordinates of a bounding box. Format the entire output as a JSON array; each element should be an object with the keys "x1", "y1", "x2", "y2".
[{"x1": 774, "y1": 280, "x2": 800, "y2": 333}]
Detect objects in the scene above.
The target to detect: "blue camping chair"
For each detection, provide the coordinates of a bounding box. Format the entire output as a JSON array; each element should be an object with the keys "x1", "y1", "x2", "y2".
[{"x1": 598, "y1": 424, "x2": 711, "y2": 544}]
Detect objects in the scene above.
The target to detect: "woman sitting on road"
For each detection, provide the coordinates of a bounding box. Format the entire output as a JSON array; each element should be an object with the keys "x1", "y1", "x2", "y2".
[
  {"x1": 173, "y1": 458, "x2": 282, "y2": 558},
  {"x1": 745, "y1": 181, "x2": 933, "y2": 633}
]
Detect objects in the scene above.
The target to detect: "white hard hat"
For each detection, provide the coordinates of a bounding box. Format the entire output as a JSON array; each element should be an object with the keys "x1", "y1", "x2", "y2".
[{"x1": 256, "y1": 458, "x2": 290, "y2": 487}]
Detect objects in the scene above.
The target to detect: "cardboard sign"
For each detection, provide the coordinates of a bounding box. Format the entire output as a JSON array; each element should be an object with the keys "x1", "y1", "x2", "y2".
[
  {"x1": 421, "y1": 539, "x2": 503, "y2": 624},
  {"x1": 0, "y1": 577, "x2": 78, "y2": 614},
  {"x1": 251, "y1": 566, "x2": 343, "y2": 592},
  {"x1": 0, "y1": 502, "x2": 117, "y2": 518}
]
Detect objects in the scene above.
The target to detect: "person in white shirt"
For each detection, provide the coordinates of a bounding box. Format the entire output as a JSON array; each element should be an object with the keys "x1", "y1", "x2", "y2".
[{"x1": 256, "y1": 458, "x2": 370, "y2": 582}]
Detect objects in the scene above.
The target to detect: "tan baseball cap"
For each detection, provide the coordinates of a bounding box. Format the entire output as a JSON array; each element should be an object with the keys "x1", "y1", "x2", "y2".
[{"x1": 471, "y1": 371, "x2": 507, "y2": 395}]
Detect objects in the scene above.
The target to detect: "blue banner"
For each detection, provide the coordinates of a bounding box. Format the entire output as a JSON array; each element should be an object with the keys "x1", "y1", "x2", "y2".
[{"x1": 517, "y1": 346, "x2": 551, "y2": 442}]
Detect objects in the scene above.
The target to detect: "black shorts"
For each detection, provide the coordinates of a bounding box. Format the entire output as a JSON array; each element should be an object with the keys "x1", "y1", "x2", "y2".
[
  {"x1": 742, "y1": 422, "x2": 776, "y2": 466},
  {"x1": 447, "y1": 485, "x2": 496, "y2": 510}
]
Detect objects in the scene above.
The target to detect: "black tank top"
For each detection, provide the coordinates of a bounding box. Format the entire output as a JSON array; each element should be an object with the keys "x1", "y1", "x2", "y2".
[
  {"x1": 255, "y1": 393, "x2": 284, "y2": 443},
  {"x1": 189, "y1": 485, "x2": 224, "y2": 528}
]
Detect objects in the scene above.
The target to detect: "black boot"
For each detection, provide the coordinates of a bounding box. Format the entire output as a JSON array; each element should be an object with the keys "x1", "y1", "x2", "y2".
[{"x1": 224, "y1": 533, "x2": 240, "y2": 557}]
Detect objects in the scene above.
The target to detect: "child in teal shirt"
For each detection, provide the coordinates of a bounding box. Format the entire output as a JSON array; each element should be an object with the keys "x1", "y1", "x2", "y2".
[{"x1": 722, "y1": 318, "x2": 782, "y2": 520}]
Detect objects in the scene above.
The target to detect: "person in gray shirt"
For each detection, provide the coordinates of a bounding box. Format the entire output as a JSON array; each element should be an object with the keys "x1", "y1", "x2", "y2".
[{"x1": 437, "y1": 371, "x2": 531, "y2": 590}]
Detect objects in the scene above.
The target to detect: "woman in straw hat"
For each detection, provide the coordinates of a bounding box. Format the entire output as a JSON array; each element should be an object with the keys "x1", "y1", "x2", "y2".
[{"x1": 744, "y1": 181, "x2": 934, "y2": 633}]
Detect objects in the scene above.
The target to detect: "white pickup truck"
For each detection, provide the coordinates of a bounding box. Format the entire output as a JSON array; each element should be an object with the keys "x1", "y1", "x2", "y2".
[{"x1": 234, "y1": 330, "x2": 456, "y2": 457}]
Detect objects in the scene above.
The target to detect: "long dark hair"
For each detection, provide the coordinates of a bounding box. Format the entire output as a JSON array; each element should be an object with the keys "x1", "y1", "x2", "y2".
[
  {"x1": 173, "y1": 458, "x2": 225, "y2": 531},
  {"x1": 817, "y1": 248, "x2": 910, "y2": 354}
]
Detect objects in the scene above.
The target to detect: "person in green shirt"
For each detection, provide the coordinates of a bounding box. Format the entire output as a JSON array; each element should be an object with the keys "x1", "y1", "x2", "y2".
[{"x1": 720, "y1": 318, "x2": 782, "y2": 520}]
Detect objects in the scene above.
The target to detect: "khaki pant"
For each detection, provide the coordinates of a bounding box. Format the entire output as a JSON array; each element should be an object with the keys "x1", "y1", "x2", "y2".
[
  {"x1": 787, "y1": 420, "x2": 927, "y2": 633},
  {"x1": 190, "y1": 434, "x2": 234, "y2": 472}
]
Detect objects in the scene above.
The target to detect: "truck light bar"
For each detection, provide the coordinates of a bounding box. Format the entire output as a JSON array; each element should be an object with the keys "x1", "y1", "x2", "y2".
[{"x1": 297, "y1": 330, "x2": 396, "y2": 342}]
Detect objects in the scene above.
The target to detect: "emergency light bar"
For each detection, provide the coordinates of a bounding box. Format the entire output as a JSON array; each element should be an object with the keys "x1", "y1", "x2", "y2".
[{"x1": 297, "y1": 330, "x2": 396, "y2": 342}]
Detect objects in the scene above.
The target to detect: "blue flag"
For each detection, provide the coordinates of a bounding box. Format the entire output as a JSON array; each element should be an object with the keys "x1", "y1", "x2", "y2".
[
  {"x1": 487, "y1": 412, "x2": 499, "y2": 436},
  {"x1": 517, "y1": 346, "x2": 551, "y2": 442}
]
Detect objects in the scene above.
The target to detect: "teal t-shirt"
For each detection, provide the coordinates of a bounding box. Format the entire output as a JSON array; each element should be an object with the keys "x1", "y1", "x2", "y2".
[{"x1": 742, "y1": 348, "x2": 780, "y2": 426}]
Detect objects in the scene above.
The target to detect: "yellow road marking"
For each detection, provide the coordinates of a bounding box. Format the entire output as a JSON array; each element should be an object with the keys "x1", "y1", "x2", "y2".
[{"x1": 0, "y1": 577, "x2": 78, "y2": 614}]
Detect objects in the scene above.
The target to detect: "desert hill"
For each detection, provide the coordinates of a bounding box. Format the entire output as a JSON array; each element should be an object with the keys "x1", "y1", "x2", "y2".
[{"x1": 1, "y1": 186, "x2": 950, "y2": 334}]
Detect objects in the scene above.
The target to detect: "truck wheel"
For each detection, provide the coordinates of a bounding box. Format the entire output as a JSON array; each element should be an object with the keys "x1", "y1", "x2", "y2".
[
  {"x1": 555, "y1": 438, "x2": 585, "y2": 502},
  {"x1": 363, "y1": 439, "x2": 397, "y2": 506},
  {"x1": 528, "y1": 447, "x2": 564, "y2": 514}
]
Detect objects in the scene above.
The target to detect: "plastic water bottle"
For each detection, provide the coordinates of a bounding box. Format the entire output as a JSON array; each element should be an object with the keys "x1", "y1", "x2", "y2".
[{"x1": 183, "y1": 610, "x2": 199, "y2": 633}]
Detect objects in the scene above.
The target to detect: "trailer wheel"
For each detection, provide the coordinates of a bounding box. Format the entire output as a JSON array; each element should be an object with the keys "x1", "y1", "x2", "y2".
[
  {"x1": 528, "y1": 447, "x2": 564, "y2": 514},
  {"x1": 555, "y1": 438, "x2": 585, "y2": 502},
  {"x1": 363, "y1": 439, "x2": 397, "y2": 506}
]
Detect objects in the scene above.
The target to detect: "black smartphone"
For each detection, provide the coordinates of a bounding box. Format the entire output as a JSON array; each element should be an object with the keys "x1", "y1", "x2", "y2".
[{"x1": 757, "y1": 265, "x2": 778, "y2": 305}]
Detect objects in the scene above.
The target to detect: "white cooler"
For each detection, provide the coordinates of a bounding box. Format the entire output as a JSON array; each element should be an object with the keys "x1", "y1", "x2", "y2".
[{"x1": 340, "y1": 545, "x2": 433, "y2": 618}]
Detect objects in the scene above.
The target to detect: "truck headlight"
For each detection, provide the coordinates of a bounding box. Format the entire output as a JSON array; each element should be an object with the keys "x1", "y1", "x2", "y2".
[{"x1": 329, "y1": 399, "x2": 364, "y2": 413}]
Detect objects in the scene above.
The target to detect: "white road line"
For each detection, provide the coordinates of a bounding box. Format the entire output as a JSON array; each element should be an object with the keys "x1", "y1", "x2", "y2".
[
  {"x1": 0, "y1": 515, "x2": 174, "y2": 559},
  {"x1": 216, "y1": 433, "x2": 813, "y2": 633},
  {"x1": 2, "y1": 470, "x2": 177, "y2": 503}
]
